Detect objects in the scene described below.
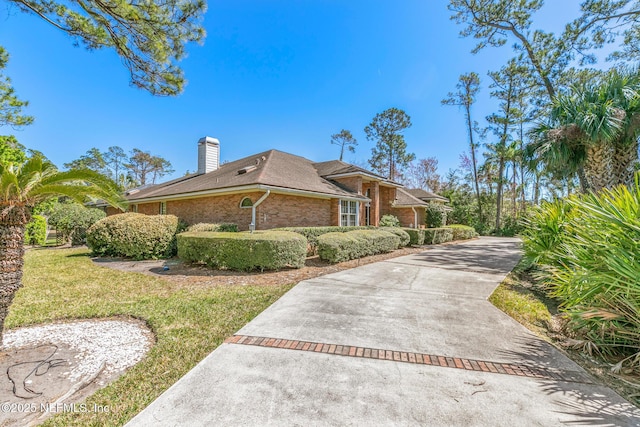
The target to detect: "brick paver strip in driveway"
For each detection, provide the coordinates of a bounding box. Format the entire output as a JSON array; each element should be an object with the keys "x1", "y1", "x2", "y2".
[
  {"x1": 226, "y1": 334, "x2": 594, "y2": 384},
  {"x1": 127, "y1": 237, "x2": 640, "y2": 427}
]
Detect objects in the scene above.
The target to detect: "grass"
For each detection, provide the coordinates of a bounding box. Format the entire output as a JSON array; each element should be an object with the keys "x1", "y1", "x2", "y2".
[
  {"x1": 488, "y1": 260, "x2": 555, "y2": 338},
  {"x1": 7, "y1": 247, "x2": 294, "y2": 426}
]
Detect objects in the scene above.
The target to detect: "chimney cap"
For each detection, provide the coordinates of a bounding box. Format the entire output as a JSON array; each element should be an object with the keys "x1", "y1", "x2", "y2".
[{"x1": 198, "y1": 136, "x2": 219, "y2": 145}]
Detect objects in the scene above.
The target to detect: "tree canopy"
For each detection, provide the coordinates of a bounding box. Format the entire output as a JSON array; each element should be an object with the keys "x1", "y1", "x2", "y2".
[
  {"x1": 0, "y1": 47, "x2": 33, "y2": 128},
  {"x1": 9, "y1": 0, "x2": 207, "y2": 95},
  {"x1": 330, "y1": 129, "x2": 358, "y2": 161},
  {"x1": 365, "y1": 108, "x2": 415, "y2": 180}
]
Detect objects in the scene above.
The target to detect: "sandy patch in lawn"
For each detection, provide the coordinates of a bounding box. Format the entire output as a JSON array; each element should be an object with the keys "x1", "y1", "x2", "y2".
[{"x1": 0, "y1": 318, "x2": 153, "y2": 427}]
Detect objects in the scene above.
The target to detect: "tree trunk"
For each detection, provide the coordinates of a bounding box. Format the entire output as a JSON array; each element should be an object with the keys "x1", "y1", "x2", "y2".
[
  {"x1": 495, "y1": 159, "x2": 505, "y2": 232},
  {"x1": 512, "y1": 161, "x2": 517, "y2": 217},
  {"x1": 465, "y1": 105, "x2": 482, "y2": 223},
  {"x1": 612, "y1": 139, "x2": 639, "y2": 188},
  {"x1": 0, "y1": 204, "x2": 29, "y2": 346},
  {"x1": 584, "y1": 143, "x2": 615, "y2": 192}
]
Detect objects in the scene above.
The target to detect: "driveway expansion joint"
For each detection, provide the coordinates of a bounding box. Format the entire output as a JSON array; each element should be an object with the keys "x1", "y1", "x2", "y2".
[{"x1": 225, "y1": 334, "x2": 594, "y2": 385}]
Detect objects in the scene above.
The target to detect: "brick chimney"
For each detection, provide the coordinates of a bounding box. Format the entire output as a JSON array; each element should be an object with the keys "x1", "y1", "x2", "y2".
[{"x1": 197, "y1": 137, "x2": 220, "y2": 174}]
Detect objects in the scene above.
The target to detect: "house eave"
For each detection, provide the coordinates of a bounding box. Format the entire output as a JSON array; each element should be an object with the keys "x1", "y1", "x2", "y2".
[
  {"x1": 126, "y1": 184, "x2": 369, "y2": 204},
  {"x1": 324, "y1": 172, "x2": 402, "y2": 187}
]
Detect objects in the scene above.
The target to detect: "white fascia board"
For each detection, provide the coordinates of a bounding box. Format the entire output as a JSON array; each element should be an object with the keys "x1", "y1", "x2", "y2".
[{"x1": 126, "y1": 184, "x2": 370, "y2": 204}]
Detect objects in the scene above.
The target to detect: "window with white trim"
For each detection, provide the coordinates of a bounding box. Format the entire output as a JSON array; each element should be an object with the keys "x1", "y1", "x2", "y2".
[
  {"x1": 159, "y1": 201, "x2": 166, "y2": 215},
  {"x1": 131, "y1": 204, "x2": 138, "y2": 213},
  {"x1": 340, "y1": 200, "x2": 359, "y2": 226},
  {"x1": 239, "y1": 197, "x2": 253, "y2": 208}
]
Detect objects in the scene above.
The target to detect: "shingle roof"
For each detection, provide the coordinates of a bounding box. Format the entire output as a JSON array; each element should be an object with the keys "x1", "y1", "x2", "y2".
[
  {"x1": 405, "y1": 188, "x2": 449, "y2": 202},
  {"x1": 394, "y1": 188, "x2": 429, "y2": 207},
  {"x1": 313, "y1": 160, "x2": 400, "y2": 185},
  {"x1": 126, "y1": 150, "x2": 369, "y2": 202}
]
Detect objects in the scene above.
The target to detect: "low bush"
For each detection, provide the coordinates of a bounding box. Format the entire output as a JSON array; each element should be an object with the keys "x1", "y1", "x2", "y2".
[
  {"x1": 318, "y1": 229, "x2": 399, "y2": 263},
  {"x1": 186, "y1": 223, "x2": 238, "y2": 233},
  {"x1": 379, "y1": 214, "x2": 400, "y2": 227},
  {"x1": 87, "y1": 213, "x2": 183, "y2": 260},
  {"x1": 520, "y1": 199, "x2": 574, "y2": 267},
  {"x1": 177, "y1": 231, "x2": 306, "y2": 271},
  {"x1": 426, "y1": 203, "x2": 447, "y2": 228},
  {"x1": 498, "y1": 215, "x2": 525, "y2": 237},
  {"x1": 47, "y1": 202, "x2": 106, "y2": 245},
  {"x1": 275, "y1": 226, "x2": 373, "y2": 255},
  {"x1": 402, "y1": 227, "x2": 425, "y2": 245},
  {"x1": 380, "y1": 227, "x2": 410, "y2": 247},
  {"x1": 423, "y1": 227, "x2": 453, "y2": 245},
  {"x1": 446, "y1": 224, "x2": 478, "y2": 241},
  {"x1": 24, "y1": 215, "x2": 47, "y2": 246},
  {"x1": 523, "y1": 181, "x2": 640, "y2": 369}
]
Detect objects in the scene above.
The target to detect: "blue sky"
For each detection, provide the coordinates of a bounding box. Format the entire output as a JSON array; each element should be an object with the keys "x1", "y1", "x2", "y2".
[{"x1": 0, "y1": 1, "x2": 585, "y2": 180}]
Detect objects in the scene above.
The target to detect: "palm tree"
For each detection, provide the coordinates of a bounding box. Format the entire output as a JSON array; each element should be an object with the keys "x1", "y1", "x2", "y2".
[
  {"x1": 0, "y1": 154, "x2": 124, "y2": 345},
  {"x1": 534, "y1": 68, "x2": 640, "y2": 193}
]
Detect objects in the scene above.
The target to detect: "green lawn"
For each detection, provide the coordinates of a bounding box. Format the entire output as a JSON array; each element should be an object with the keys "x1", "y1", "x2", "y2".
[
  {"x1": 8, "y1": 248, "x2": 293, "y2": 426},
  {"x1": 488, "y1": 260, "x2": 554, "y2": 338}
]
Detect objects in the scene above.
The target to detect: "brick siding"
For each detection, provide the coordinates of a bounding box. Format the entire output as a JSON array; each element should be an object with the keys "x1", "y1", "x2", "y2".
[
  {"x1": 119, "y1": 192, "x2": 335, "y2": 230},
  {"x1": 391, "y1": 206, "x2": 426, "y2": 228}
]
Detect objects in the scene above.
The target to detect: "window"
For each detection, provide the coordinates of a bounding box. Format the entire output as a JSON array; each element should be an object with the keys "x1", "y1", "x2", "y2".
[
  {"x1": 159, "y1": 202, "x2": 166, "y2": 215},
  {"x1": 340, "y1": 200, "x2": 358, "y2": 226},
  {"x1": 131, "y1": 204, "x2": 138, "y2": 213},
  {"x1": 240, "y1": 197, "x2": 253, "y2": 208}
]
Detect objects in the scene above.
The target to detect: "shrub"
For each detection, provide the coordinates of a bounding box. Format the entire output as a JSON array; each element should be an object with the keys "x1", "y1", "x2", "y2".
[
  {"x1": 47, "y1": 202, "x2": 106, "y2": 245},
  {"x1": 425, "y1": 203, "x2": 447, "y2": 228},
  {"x1": 446, "y1": 224, "x2": 478, "y2": 241},
  {"x1": 402, "y1": 227, "x2": 425, "y2": 245},
  {"x1": 177, "y1": 231, "x2": 306, "y2": 271},
  {"x1": 379, "y1": 215, "x2": 400, "y2": 227},
  {"x1": 380, "y1": 227, "x2": 410, "y2": 247},
  {"x1": 498, "y1": 215, "x2": 525, "y2": 237},
  {"x1": 24, "y1": 215, "x2": 47, "y2": 246},
  {"x1": 186, "y1": 223, "x2": 238, "y2": 233},
  {"x1": 520, "y1": 199, "x2": 574, "y2": 267},
  {"x1": 423, "y1": 227, "x2": 453, "y2": 245},
  {"x1": 87, "y1": 213, "x2": 183, "y2": 260},
  {"x1": 524, "y1": 182, "x2": 640, "y2": 369},
  {"x1": 274, "y1": 226, "x2": 373, "y2": 255},
  {"x1": 317, "y1": 230, "x2": 399, "y2": 263}
]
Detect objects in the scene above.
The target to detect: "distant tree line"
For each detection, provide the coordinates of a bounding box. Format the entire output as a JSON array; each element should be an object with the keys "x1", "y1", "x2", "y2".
[{"x1": 64, "y1": 146, "x2": 174, "y2": 189}]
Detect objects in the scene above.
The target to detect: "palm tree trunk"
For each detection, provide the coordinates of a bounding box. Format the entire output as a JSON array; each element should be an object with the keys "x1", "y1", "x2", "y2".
[
  {"x1": 0, "y1": 204, "x2": 29, "y2": 346},
  {"x1": 584, "y1": 143, "x2": 615, "y2": 192},
  {"x1": 612, "y1": 139, "x2": 639, "y2": 188}
]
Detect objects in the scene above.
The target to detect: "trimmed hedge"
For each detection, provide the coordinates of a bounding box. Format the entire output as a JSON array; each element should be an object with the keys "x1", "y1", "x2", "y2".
[
  {"x1": 379, "y1": 214, "x2": 400, "y2": 227},
  {"x1": 186, "y1": 222, "x2": 238, "y2": 233},
  {"x1": 275, "y1": 226, "x2": 374, "y2": 255},
  {"x1": 402, "y1": 228, "x2": 425, "y2": 245},
  {"x1": 446, "y1": 224, "x2": 478, "y2": 241},
  {"x1": 318, "y1": 230, "x2": 400, "y2": 263},
  {"x1": 424, "y1": 227, "x2": 453, "y2": 245},
  {"x1": 177, "y1": 231, "x2": 306, "y2": 271},
  {"x1": 380, "y1": 227, "x2": 410, "y2": 247},
  {"x1": 87, "y1": 213, "x2": 183, "y2": 260},
  {"x1": 25, "y1": 215, "x2": 47, "y2": 246}
]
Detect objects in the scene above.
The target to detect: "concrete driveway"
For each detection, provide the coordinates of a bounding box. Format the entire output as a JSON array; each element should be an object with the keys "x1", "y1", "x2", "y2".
[{"x1": 127, "y1": 237, "x2": 640, "y2": 426}]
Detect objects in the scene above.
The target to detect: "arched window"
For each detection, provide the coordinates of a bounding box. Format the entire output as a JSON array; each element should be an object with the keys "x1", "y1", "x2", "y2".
[{"x1": 240, "y1": 197, "x2": 253, "y2": 208}]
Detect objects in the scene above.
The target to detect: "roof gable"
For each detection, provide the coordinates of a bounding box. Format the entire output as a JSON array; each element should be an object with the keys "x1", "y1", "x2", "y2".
[
  {"x1": 127, "y1": 150, "x2": 369, "y2": 202},
  {"x1": 406, "y1": 188, "x2": 449, "y2": 202}
]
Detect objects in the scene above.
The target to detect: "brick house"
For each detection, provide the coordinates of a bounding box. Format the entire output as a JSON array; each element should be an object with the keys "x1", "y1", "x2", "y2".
[{"x1": 107, "y1": 137, "x2": 444, "y2": 230}]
